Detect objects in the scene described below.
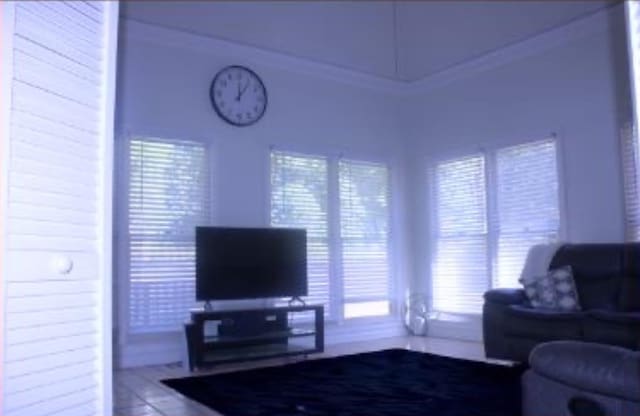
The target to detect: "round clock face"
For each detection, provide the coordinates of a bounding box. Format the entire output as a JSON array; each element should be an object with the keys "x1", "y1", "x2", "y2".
[{"x1": 210, "y1": 66, "x2": 267, "y2": 127}]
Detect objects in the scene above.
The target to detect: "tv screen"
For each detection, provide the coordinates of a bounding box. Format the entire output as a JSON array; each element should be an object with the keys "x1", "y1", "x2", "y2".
[{"x1": 195, "y1": 227, "x2": 307, "y2": 301}]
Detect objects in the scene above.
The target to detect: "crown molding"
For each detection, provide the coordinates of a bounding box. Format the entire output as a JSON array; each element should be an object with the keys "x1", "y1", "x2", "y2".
[
  {"x1": 120, "y1": 18, "x2": 405, "y2": 95},
  {"x1": 120, "y1": 3, "x2": 619, "y2": 97},
  {"x1": 402, "y1": 4, "x2": 620, "y2": 95}
]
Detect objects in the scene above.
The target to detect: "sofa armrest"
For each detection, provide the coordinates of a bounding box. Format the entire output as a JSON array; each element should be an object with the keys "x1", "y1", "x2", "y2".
[
  {"x1": 483, "y1": 288, "x2": 527, "y2": 361},
  {"x1": 530, "y1": 341, "x2": 640, "y2": 402},
  {"x1": 484, "y1": 288, "x2": 526, "y2": 305}
]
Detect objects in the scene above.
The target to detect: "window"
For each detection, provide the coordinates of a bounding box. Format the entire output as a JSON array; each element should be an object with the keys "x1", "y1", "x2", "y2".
[
  {"x1": 624, "y1": 2, "x2": 640, "y2": 240},
  {"x1": 430, "y1": 138, "x2": 560, "y2": 315},
  {"x1": 622, "y1": 123, "x2": 640, "y2": 240},
  {"x1": 494, "y1": 140, "x2": 560, "y2": 288},
  {"x1": 126, "y1": 137, "x2": 210, "y2": 333},
  {"x1": 270, "y1": 151, "x2": 330, "y2": 314},
  {"x1": 431, "y1": 155, "x2": 488, "y2": 314},
  {"x1": 270, "y1": 151, "x2": 392, "y2": 321},
  {"x1": 339, "y1": 160, "x2": 391, "y2": 318}
]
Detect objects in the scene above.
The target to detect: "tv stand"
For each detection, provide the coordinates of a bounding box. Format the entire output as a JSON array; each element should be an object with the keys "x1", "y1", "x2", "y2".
[{"x1": 184, "y1": 304, "x2": 324, "y2": 371}]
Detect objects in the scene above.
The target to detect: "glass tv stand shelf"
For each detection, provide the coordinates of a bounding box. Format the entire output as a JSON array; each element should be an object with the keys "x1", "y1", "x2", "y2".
[{"x1": 184, "y1": 304, "x2": 324, "y2": 371}]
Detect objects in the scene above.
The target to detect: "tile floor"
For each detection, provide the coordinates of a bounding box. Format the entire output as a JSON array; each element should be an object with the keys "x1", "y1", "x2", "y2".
[{"x1": 113, "y1": 336, "x2": 488, "y2": 416}]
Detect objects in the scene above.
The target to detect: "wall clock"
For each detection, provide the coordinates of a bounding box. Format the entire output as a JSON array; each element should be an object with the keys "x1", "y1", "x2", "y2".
[{"x1": 210, "y1": 65, "x2": 267, "y2": 127}]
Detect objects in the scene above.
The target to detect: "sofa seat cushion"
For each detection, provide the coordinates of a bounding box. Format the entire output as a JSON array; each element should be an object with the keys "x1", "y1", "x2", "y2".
[
  {"x1": 529, "y1": 341, "x2": 640, "y2": 402},
  {"x1": 504, "y1": 305, "x2": 585, "y2": 340},
  {"x1": 584, "y1": 310, "x2": 640, "y2": 349}
]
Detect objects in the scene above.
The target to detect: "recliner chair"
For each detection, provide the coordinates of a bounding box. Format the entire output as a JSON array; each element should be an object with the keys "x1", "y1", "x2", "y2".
[{"x1": 522, "y1": 341, "x2": 640, "y2": 416}]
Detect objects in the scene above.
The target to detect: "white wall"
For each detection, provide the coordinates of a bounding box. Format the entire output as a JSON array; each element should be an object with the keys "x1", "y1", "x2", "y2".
[
  {"x1": 405, "y1": 5, "x2": 632, "y2": 302},
  {"x1": 115, "y1": 25, "x2": 406, "y2": 223},
  {"x1": 114, "y1": 21, "x2": 409, "y2": 367},
  {"x1": 114, "y1": 4, "x2": 633, "y2": 363}
]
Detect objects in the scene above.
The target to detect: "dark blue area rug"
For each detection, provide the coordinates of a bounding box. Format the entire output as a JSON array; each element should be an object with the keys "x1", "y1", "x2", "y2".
[{"x1": 162, "y1": 349, "x2": 525, "y2": 416}]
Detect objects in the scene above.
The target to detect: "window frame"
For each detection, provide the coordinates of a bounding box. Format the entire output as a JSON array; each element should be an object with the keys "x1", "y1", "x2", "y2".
[
  {"x1": 624, "y1": 1, "x2": 640, "y2": 242},
  {"x1": 270, "y1": 150, "x2": 332, "y2": 319},
  {"x1": 339, "y1": 158, "x2": 394, "y2": 319},
  {"x1": 269, "y1": 148, "x2": 397, "y2": 324},
  {"x1": 116, "y1": 132, "x2": 214, "y2": 341},
  {"x1": 428, "y1": 153, "x2": 489, "y2": 315},
  {"x1": 427, "y1": 135, "x2": 566, "y2": 316},
  {"x1": 621, "y1": 122, "x2": 640, "y2": 240}
]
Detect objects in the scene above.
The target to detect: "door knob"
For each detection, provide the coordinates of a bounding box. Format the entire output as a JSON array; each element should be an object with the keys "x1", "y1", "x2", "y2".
[{"x1": 51, "y1": 256, "x2": 74, "y2": 275}]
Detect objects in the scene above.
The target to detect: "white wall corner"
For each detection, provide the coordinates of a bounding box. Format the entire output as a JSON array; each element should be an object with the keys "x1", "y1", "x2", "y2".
[
  {"x1": 400, "y1": 3, "x2": 621, "y2": 95},
  {"x1": 120, "y1": 18, "x2": 406, "y2": 96}
]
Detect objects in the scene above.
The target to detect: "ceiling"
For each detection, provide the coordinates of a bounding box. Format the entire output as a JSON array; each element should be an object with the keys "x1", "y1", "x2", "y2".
[{"x1": 121, "y1": 1, "x2": 614, "y2": 82}]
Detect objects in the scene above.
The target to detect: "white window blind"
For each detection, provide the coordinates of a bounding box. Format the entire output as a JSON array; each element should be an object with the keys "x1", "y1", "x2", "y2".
[
  {"x1": 431, "y1": 155, "x2": 488, "y2": 314},
  {"x1": 270, "y1": 151, "x2": 330, "y2": 315},
  {"x1": 430, "y1": 139, "x2": 560, "y2": 315},
  {"x1": 339, "y1": 160, "x2": 391, "y2": 318},
  {"x1": 625, "y1": 1, "x2": 640, "y2": 241},
  {"x1": 127, "y1": 137, "x2": 210, "y2": 333},
  {"x1": 626, "y1": 1, "x2": 640, "y2": 131},
  {"x1": 622, "y1": 123, "x2": 640, "y2": 240},
  {"x1": 494, "y1": 139, "x2": 560, "y2": 288}
]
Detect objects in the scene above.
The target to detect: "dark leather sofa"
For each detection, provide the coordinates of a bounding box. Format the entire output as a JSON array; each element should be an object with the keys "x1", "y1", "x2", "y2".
[{"x1": 483, "y1": 243, "x2": 640, "y2": 362}]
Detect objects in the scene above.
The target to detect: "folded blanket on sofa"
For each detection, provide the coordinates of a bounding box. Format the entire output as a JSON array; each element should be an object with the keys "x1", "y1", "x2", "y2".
[{"x1": 519, "y1": 243, "x2": 564, "y2": 284}]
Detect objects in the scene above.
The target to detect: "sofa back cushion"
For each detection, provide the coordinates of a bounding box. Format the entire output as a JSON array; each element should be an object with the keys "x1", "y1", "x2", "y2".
[
  {"x1": 619, "y1": 277, "x2": 640, "y2": 311},
  {"x1": 549, "y1": 244, "x2": 623, "y2": 310},
  {"x1": 620, "y1": 244, "x2": 640, "y2": 311}
]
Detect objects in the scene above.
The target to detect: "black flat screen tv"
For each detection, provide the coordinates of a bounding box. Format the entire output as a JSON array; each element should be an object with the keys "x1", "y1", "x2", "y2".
[{"x1": 195, "y1": 226, "x2": 307, "y2": 301}]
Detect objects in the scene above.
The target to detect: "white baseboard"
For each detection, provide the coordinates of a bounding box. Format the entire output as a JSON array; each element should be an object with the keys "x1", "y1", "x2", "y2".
[
  {"x1": 325, "y1": 319, "x2": 406, "y2": 345},
  {"x1": 116, "y1": 335, "x2": 183, "y2": 368},
  {"x1": 427, "y1": 316, "x2": 483, "y2": 343}
]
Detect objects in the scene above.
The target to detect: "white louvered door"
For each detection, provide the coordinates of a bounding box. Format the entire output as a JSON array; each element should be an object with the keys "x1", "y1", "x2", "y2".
[{"x1": 1, "y1": 2, "x2": 118, "y2": 416}]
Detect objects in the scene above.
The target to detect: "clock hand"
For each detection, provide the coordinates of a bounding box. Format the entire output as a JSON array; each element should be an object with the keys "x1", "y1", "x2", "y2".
[
  {"x1": 239, "y1": 81, "x2": 250, "y2": 99},
  {"x1": 236, "y1": 81, "x2": 242, "y2": 101}
]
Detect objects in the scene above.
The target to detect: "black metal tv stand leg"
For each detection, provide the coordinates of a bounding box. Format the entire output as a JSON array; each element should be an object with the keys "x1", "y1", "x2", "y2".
[{"x1": 288, "y1": 296, "x2": 306, "y2": 307}]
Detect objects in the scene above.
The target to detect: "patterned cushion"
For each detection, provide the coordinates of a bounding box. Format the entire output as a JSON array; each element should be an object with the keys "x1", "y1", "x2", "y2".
[{"x1": 519, "y1": 266, "x2": 582, "y2": 311}]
